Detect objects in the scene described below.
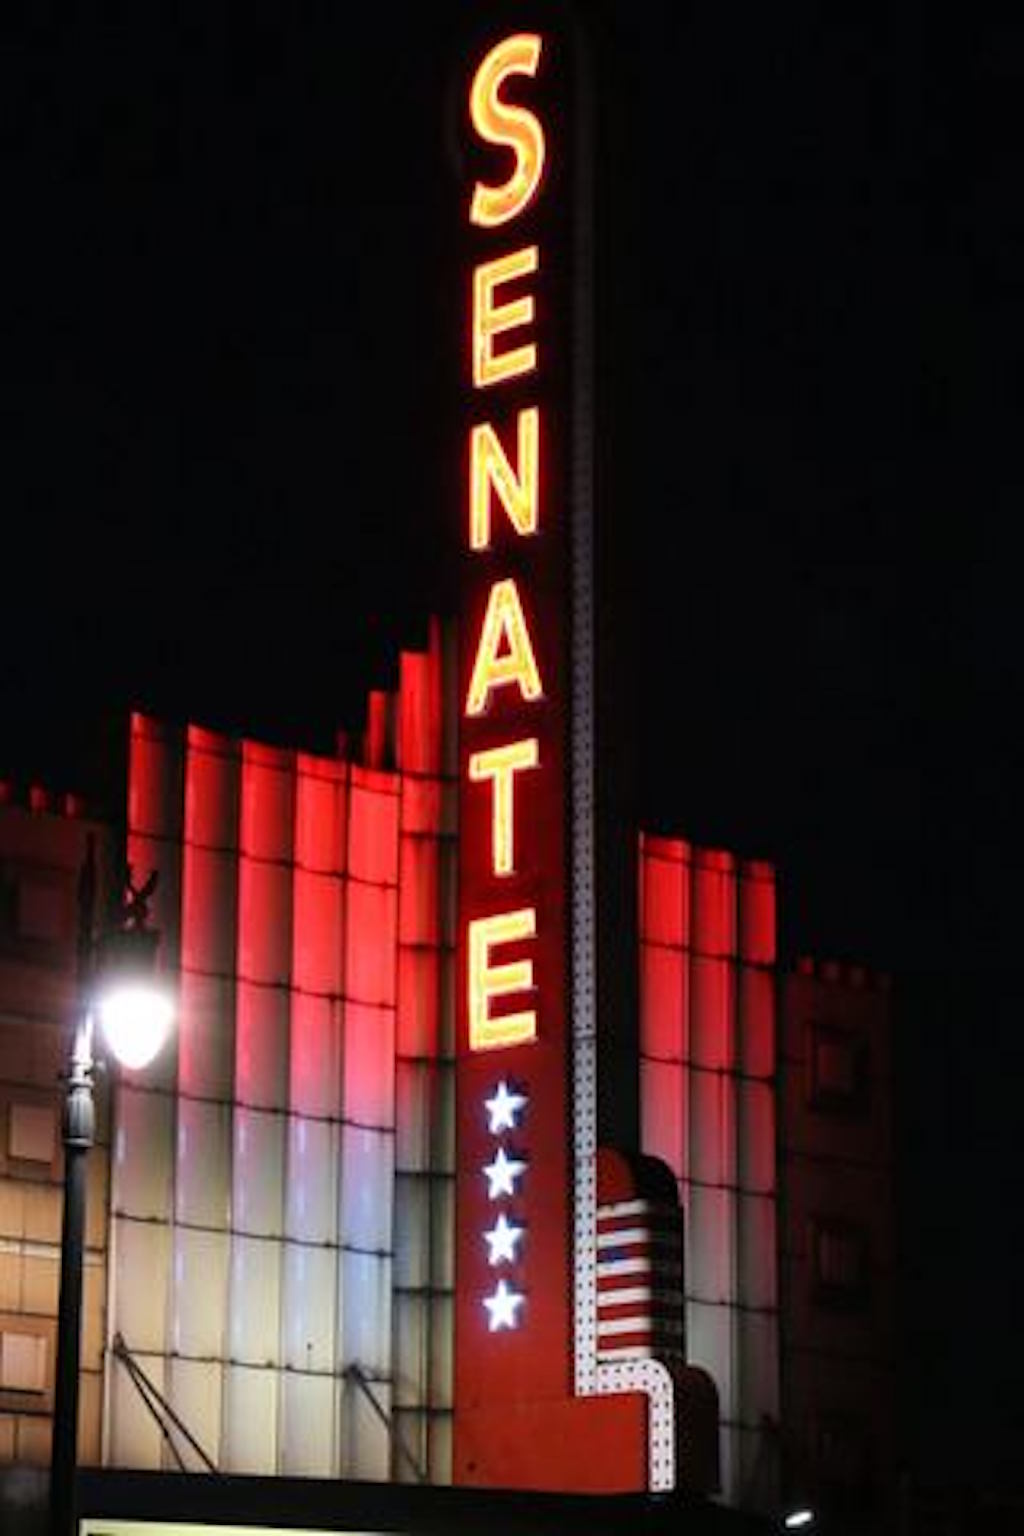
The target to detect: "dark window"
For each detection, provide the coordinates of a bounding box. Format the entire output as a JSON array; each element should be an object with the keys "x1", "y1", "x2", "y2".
[
  {"x1": 0, "y1": 860, "x2": 74, "y2": 963},
  {"x1": 807, "y1": 1022, "x2": 869, "y2": 1115},
  {"x1": 810, "y1": 1217, "x2": 870, "y2": 1307}
]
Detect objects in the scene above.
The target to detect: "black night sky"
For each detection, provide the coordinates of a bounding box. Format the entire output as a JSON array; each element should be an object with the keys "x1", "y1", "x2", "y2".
[{"x1": 3, "y1": 1, "x2": 1021, "y2": 1499}]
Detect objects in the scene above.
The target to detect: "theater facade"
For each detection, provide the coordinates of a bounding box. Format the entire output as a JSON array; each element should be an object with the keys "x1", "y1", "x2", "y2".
[{"x1": 0, "y1": 13, "x2": 895, "y2": 1535}]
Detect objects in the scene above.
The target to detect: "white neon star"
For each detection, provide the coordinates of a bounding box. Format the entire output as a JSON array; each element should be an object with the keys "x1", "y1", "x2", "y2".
[
  {"x1": 483, "y1": 1278, "x2": 525, "y2": 1331},
  {"x1": 485, "y1": 1080, "x2": 528, "y2": 1134},
  {"x1": 483, "y1": 1145, "x2": 527, "y2": 1199},
  {"x1": 484, "y1": 1211, "x2": 525, "y2": 1266}
]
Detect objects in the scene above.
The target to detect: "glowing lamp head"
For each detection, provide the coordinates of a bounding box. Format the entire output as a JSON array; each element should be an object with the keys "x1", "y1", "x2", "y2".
[
  {"x1": 95, "y1": 921, "x2": 174, "y2": 1070},
  {"x1": 97, "y1": 981, "x2": 174, "y2": 1069},
  {"x1": 783, "y1": 1512, "x2": 815, "y2": 1531}
]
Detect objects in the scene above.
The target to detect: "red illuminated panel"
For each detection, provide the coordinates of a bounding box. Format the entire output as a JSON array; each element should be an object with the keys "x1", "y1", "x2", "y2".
[
  {"x1": 639, "y1": 834, "x2": 691, "y2": 949},
  {"x1": 290, "y1": 990, "x2": 339, "y2": 1119},
  {"x1": 237, "y1": 856, "x2": 292, "y2": 989},
  {"x1": 398, "y1": 838, "x2": 440, "y2": 945},
  {"x1": 364, "y1": 690, "x2": 392, "y2": 770},
  {"x1": 639, "y1": 943, "x2": 687, "y2": 1061},
  {"x1": 396, "y1": 948, "x2": 440, "y2": 1060},
  {"x1": 292, "y1": 866, "x2": 343, "y2": 997},
  {"x1": 348, "y1": 768, "x2": 400, "y2": 885},
  {"x1": 240, "y1": 741, "x2": 294, "y2": 863},
  {"x1": 345, "y1": 878, "x2": 398, "y2": 1008},
  {"x1": 739, "y1": 858, "x2": 776, "y2": 966},
  {"x1": 234, "y1": 980, "x2": 288, "y2": 1109},
  {"x1": 397, "y1": 618, "x2": 444, "y2": 775},
  {"x1": 294, "y1": 753, "x2": 347, "y2": 875},
  {"x1": 343, "y1": 999, "x2": 396, "y2": 1129},
  {"x1": 691, "y1": 848, "x2": 736, "y2": 958}
]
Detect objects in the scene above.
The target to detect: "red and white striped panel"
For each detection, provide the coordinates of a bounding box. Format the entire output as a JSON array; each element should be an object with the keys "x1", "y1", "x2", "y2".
[{"x1": 596, "y1": 1198, "x2": 684, "y2": 1363}]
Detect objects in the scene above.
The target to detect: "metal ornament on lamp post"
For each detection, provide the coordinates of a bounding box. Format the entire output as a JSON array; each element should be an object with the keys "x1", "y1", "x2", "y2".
[{"x1": 49, "y1": 855, "x2": 173, "y2": 1536}]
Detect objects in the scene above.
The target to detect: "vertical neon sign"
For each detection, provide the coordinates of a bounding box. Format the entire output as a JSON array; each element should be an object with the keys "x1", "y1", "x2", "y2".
[
  {"x1": 453, "y1": 22, "x2": 674, "y2": 1492},
  {"x1": 456, "y1": 23, "x2": 578, "y2": 1456}
]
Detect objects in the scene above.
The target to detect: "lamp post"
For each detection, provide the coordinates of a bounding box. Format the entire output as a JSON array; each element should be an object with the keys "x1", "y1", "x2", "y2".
[{"x1": 49, "y1": 853, "x2": 173, "y2": 1536}]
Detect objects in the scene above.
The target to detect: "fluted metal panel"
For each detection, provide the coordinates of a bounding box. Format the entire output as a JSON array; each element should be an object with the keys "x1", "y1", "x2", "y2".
[
  {"x1": 280, "y1": 1372, "x2": 335, "y2": 1476},
  {"x1": 292, "y1": 867, "x2": 343, "y2": 997},
  {"x1": 687, "y1": 1184, "x2": 735, "y2": 1305},
  {"x1": 290, "y1": 991, "x2": 341, "y2": 1120},
  {"x1": 738, "y1": 1308, "x2": 779, "y2": 1423},
  {"x1": 107, "y1": 1348, "x2": 166, "y2": 1469},
  {"x1": 394, "y1": 1173, "x2": 430, "y2": 1290},
  {"x1": 343, "y1": 1000, "x2": 395, "y2": 1130},
  {"x1": 227, "y1": 1236, "x2": 280, "y2": 1367},
  {"x1": 639, "y1": 942, "x2": 686, "y2": 1059},
  {"x1": 345, "y1": 881, "x2": 398, "y2": 1007},
  {"x1": 221, "y1": 1364, "x2": 277, "y2": 1474},
  {"x1": 233, "y1": 1107, "x2": 285, "y2": 1237},
  {"x1": 340, "y1": 1125, "x2": 393, "y2": 1253},
  {"x1": 237, "y1": 859, "x2": 292, "y2": 987},
  {"x1": 113, "y1": 1085, "x2": 172, "y2": 1221},
  {"x1": 111, "y1": 1219, "x2": 169, "y2": 1356},
  {"x1": 737, "y1": 965, "x2": 775, "y2": 1080},
  {"x1": 340, "y1": 1374, "x2": 391, "y2": 1480},
  {"x1": 170, "y1": 1227, "x2": 228, "y2": 1358},
  {"x1": 285, "y1": 1116, "x2": 337, "y2": 1246},
  {"x1": 690, "y1": 1067, "x2": 736, "y2": 1189},
  {"x1": 175, "y1": 1096, "x2": 230, "y2": 1229},
  {"x1": 235, "y1": 981, "x2": 289, "y2": 1109},
  {"x1": 393, "y1": 1292, "x2": 428, "y2": 1408},
  {"x1": 430, "y1": 1180, "x2": 455, "y2": 1294},
  {"x1": 737, "y1": 1192, "x2": 778, "y2": 1311},
  {"x1": 178, "y1": 970, "x2": 234, "y2": 1099},
  {"x1": 397, "y1": 949, "x2": 440, "y2": 1061},
  {"x1": 429, "y1": 1293, "x2": 454, "y2": 1407},
  {"x1": 737, "y1": 1080, "x2": 776, "y2": 1194},
  {"x1": 167, "y1": 1357, "x2": 222, "y2": 1472},
  {"x1": 640, "y1": 1058, "x2": 684, "y2": 1182},
  {"x1": 395, "y1": 1059, "x2": 432, "y2": 1172},
  {"x1": 340, "y1": 1250, "x2": 392, "y2": 1379},
  {"x1": 690, "y1": 956, "x2": 734, "y2": 1071},
  {"x1": 281, "y1": 1243, "x2": 336, "y2": 1374},
  {"x1": 686, "y1": 1300, "x2": 735, "y2": 1424}
]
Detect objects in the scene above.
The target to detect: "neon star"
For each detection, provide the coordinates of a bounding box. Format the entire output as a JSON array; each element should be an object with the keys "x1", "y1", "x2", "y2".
[
  {"x1": 484, "y1": 1211, "x2": 525, "y2": 1266},
  {"x1": 483, "y1": 1146, "x2": 527, "y2": 1199},
  {"x1": 483, "y1": 1278, "x2": 525, "y2": 1331},
  {"x1": 485, "y1": 1080, "x2": 528, "y2": 1134}
]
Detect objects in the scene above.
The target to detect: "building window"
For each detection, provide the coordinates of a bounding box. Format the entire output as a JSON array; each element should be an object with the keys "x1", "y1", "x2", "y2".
[
  {"x1": 0, "y1": 860, "x2": 75, "y2": 962},
  {"x1": 810, "y1": 1217, "x2": 869, "y2": 1307},
  {"x1": 807, "y1": 1022, "x2": 869, "y2": 1115},
  {"x1": 7, "y1": 1103, "x2": 56, "y2": 1165},
  {"x1": 0, "y1": 1316, "x2": 55, "y2": 1412},
  {"x1": 1, "y1": 1095, "x2": 60, "y2": 1181}
]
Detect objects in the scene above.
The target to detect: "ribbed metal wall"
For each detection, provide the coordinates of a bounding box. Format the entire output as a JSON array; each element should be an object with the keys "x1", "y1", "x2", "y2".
[
  {"x1": 638, "y1": 833, "x2": 779, "y2": 1509},
  {"x1": 108, "y1": 626, "x2": 453, "y2": 1481}
]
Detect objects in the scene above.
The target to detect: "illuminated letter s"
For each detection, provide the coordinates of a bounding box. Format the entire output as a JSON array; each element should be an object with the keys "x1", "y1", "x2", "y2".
[{"x1": 469, "y1": 34, "x2": 545, "y2": 228}]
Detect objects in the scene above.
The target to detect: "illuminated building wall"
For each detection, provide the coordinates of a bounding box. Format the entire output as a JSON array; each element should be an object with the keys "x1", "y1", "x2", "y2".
[
  {"x1": 778, "y1": 958, "x2": 896, "y2": 1519},
  {"x1": 638, "y1": 833, "x2": 780, "y2": 1509},
  {"x1": 0, "y1": 791, "x2": 112, "y2": 1469},
  {"x1": 0, "y1": 657, "x2": 895, "y2": 1517},
  {"x1": 109, "y1": 621, "x2": 455, "y2": 1482}
]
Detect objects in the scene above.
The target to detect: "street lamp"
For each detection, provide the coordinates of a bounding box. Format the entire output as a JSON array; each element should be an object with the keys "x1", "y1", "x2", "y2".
[{"x1": 49, "y1": 855, "x2": 173, "y2": 1536}]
